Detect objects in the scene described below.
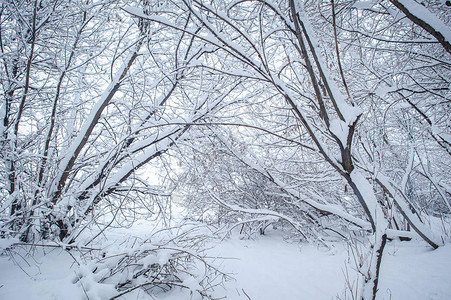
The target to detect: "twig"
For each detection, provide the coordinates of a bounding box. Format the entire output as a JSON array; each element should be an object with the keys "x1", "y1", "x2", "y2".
[
  {"x1": 242, "y1": 288, "x2": 252, "y2": 300},
  {"x1": 74, "y1": 270, "x2": 90, "y2": 300},
  {"x1": 10, "y1": 243, "x2": 101, "y2": 251}
]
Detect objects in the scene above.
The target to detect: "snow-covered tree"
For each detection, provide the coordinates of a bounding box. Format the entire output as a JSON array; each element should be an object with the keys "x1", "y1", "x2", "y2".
[
  {"x1": 1, "y1": 0, "x2": 449, "y2": 298},
  {"x1": 125, "y1": 0, "x2": 449, "y2": 297}
]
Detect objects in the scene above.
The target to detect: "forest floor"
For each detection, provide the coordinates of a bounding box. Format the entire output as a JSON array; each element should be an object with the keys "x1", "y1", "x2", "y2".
[{"x1": 1, "y1": 220, "x2": 450, "y2": 300}]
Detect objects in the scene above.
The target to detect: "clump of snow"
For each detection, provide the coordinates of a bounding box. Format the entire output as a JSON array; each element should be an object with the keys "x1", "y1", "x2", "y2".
[{"x1": 330, "y1": 118, "x2": 348, "y2": 146}]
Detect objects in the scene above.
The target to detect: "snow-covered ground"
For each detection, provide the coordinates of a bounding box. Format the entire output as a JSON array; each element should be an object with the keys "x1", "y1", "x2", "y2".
[
  {"x1": 208, "y1": 233, "x2": 348, "y2": 300},
  {"x1": 378, "y1": 241, "x2": 451, "y2": 300},
  {"x1": 1, "y1": 225, "x2": 450, "y2": 300},
  {"x1": 208, "y1": 231, "x2": 451, "y2": 300}
]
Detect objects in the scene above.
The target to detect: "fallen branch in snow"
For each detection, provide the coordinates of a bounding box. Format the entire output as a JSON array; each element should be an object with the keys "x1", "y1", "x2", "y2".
[
  {"x1": 219, "y1": 215, "x2": 280, "y2": 237},
  {"x1": 374, "y1": 174, "x2": 441, "y2": 249},
  {"x1": 207, "y1": 190, "x2": 309, "y2": 241},
  {"x1": 7, "y1": 242, "x2": 101, "y2": 251}
]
